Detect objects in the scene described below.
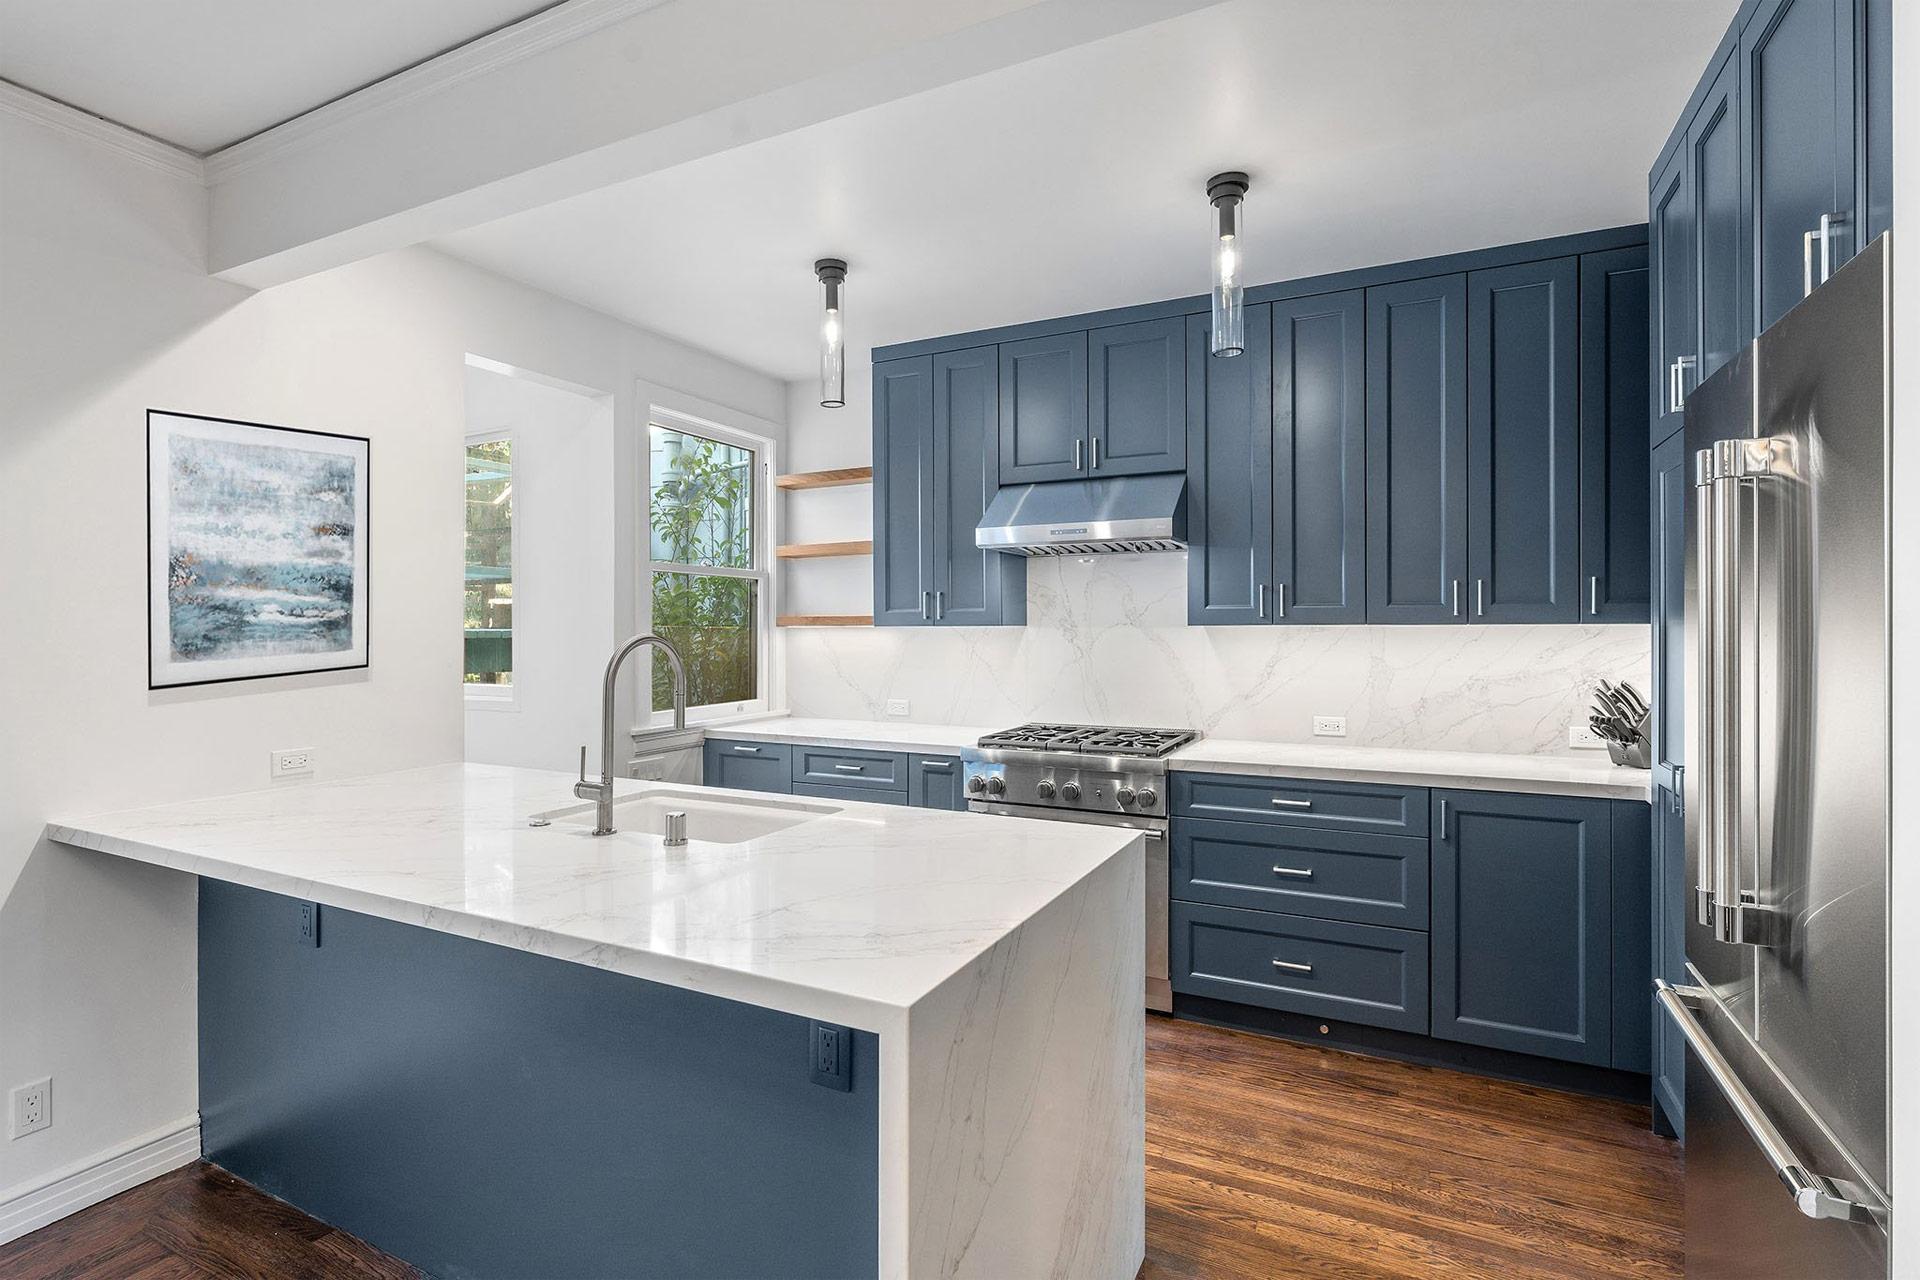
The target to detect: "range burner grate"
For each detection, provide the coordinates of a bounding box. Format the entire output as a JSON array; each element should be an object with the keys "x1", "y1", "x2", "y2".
[{"x1": 975, "y1": 722, "x2": 1198, "y2": 759}]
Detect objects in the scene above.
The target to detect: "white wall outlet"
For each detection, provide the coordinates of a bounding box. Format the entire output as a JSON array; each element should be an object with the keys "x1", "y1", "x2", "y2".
[
  {"x1": 270, "y1": 748, "x2": 315, "y2": 779},
  {"x1": 885, "y1": 699, "x2": 910, "y2": 718},
  {"x1": 1312, "y1": 716, "x2": 1347, "y2": 738},
  {"x1": 1569, "y1": 724, "x2": 1608, "y2": 750},
  {"x1": 10, "y1": 1077, "x2": 50, "y2": 1139}
]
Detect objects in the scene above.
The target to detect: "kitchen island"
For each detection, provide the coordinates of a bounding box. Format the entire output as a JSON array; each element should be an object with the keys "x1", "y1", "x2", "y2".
[{"x1": 48, "y1": 764, "x2": 1145, "y2": 1280}]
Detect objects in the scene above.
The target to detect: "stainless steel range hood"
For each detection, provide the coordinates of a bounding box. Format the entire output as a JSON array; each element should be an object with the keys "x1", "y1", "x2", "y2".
[{"x1": 975, "y1": 474, "x2": 1187, "y2": 556}]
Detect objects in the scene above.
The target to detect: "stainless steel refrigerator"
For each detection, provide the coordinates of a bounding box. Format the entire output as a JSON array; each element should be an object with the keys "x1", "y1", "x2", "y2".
[{"x1": 1657, "y1": 232, "x2": 1891, "y2": 1277}]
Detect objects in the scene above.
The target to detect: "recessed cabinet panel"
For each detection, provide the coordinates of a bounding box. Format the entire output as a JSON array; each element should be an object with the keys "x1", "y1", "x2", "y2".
[
  {"x1": 871, "y1": 358, "x2": 935, "y2": 626},
  {"x1": 907, "y1": 755, "x2": 967, "y2": 811},
  {"x1": 702, "y1": 740, "x2": 792, "y2": 793},
  {"x1": 1650, "y1": 151, "x2": 1695, "y2": 446},
  {"x1": 1695, "y1": 56, "x2": 1745, "y2": 384},
  {"x1": 1579, "y1": 249, "x2": 1651, "y2": 622},
  {"x1": 1089, "y1": 318, "x2": 1186, "y2": 476},
  {"x1": 1185, "y1": 309, "x2": 1273, "y2": 625},
  {"x1": 932, "y1": 347, "x2": 1022, "y2": 626},
  {"x1": 1273, "y1": 291, "x2": 1367, "y2": 623},
  {"x1": 998, "y1": 332, "x2": 1089, "y2": 484}
]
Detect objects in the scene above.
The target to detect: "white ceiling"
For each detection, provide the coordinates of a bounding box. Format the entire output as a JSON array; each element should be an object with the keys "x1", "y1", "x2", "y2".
[
  {"x1": 432, "y1": 0, "x2": 1737, "y2": 384},
  {"x1": 0, "y1": 0, "x2": 556, "y2": 152}
]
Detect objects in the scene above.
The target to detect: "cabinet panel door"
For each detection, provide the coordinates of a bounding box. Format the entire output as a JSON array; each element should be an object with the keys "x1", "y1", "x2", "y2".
[
  {"x1": 702, "y1": 740, "x2": 792, "y2": 793},
  {"x1": 907, "y1": 756, "x2": 966, "y2": 811},
  {"x1": 1651, "y1": 786, "x2": 1687, "y2": 1135},
  {"x1": 1273, "y1": 290, "x2": 1367, "y2": 623},
  {"x1": 871, "y1": 358, "x2": 935, "y2": 626},
  {"x1": 931, "y1": 346, "x2": 1022, "y2": 626},
  {"x1": 1365, "y1": 275, "x2": 1469, "y2": 623},
  {"x1": 1650, "y1": 432, "x2": 1689, "y2": 787},
  {"x1": 1431, "y1": 789, "x2": 1612, "y2": 1065},
  {"x1": 997, "y1": 332, "x2": 1089, "y2": 484},
  {"x1": 1089, "y1": 317, "x2": 1186, "y2": 476},
  {"x1": 1610, "y1": 800, "x2": 1653, "y2": 1074},
  {"x1": 1693, "y1": 52, "x2": 1747, "y2": 385},
  {"x1": 1649, "y1": 149, "x2": 1695, "y2": 447},
  {"x1": 1467, "y1": 258, "x2": 1580, "y2": 623},
  {"x1": 1742, "y1": 0, "x2": 1854, "y2": 334},
  {"x1": 1579, "y1": 248, "x2": 1651, "y2": 623},
  {"x1": 1185, "y1": 308, "x2": 1272, "y2": 625}
]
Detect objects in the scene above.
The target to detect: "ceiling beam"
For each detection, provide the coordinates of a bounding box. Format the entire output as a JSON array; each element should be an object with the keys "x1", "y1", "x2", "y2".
[{"x1": 205, "y1": 0, "x2": 1222, "y2": 287}]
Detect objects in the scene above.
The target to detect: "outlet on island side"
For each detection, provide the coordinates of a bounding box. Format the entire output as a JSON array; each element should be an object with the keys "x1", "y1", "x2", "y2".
[
  {"x1": 9, "y1": 1077, "x2": 50, "y2": 1139},
  {"x1": 1312, "y1": 716, "x2": 1347, "y2": 738}
]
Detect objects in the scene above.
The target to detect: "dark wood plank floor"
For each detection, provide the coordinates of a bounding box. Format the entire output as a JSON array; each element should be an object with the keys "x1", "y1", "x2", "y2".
[{"x1": 0, "y1": 1017, "x2": 1680, "y2": 1279}]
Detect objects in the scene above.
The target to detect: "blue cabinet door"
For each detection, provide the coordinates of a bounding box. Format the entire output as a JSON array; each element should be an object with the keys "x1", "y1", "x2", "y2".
[
  {"x1": 1861, "y1": 0, "x2": 1891, "y2": 245},
  {"x1": 702, "y1": 740, "x2": 792, "y2": 793},
  {"x1": 1579, "y1": 248, "x2": 1651, "y2": 623},
  {"x1": 907, "y1": 756, "x2": 966, "y2": 811},
  {"x1": 1365, "y1": 274, "x2": 1469, "y2": 623},
  {"x1": 1650, "y1": 785, "x2": 1687, "y2": 1135},
  {"x1": 1184, "y1": 308, "x2": 1272, "y2": 625},
  {"x1": 1649, "y1": 149, "x2": 1695, "y2": 447},
  {"x1": 1089, "y1": 318, "x2": 1185, "y2": 476},
  {"x1": 872, "y1": 357, "x2": 934, "y2": 626},
  {"x1": 1466, "y1": 258, "x2": 1580, "y2": 623},
  {"x1": 931, "y1": 346, "x2": 1023, "y2": 626},
  {"x1": 998, "y1": 332, "x2": 1089, "y2": 484},
  {"x1": 1650, "y1": 431, "x2": 1688, "y2": 786},
  {"x1": 1431, "y1": 789, "x2": 1613, "y2": 1065},
  {"x1": 1272, "y1": 290, "x2": 1367, "y2": 624},
  {"x1": 1610, "y1": 800, "x2": 1653, "y2": 1074},
  {"x1": 1694, "y1": 49, "x2": 1747, "y2": 386},
  {"x1": 1742, "y1": 0, "x2": 1855, "y2": 334}
]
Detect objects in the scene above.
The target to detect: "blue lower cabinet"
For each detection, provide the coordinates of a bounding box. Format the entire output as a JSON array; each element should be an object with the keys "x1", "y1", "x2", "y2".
[
  {"x1": 1171, "y1": 901, "x2": 1429, "y2": 1034},
  {"x1": 907, "y1": 755, "x2": 966, "y2": 811},
  {"x1": 791, "y1": 781, "x2": 907, "y2": 805},
  {"x1": 1610, "y1": 800, "x2": 1653, "y2": 1074},
  {"x1": 1171, "y1": 817, "x2": 1427, "y2": 930},
  {"x1": 790, "y1": 746, "x2": 909, "y2": 793},
  {"x1": 1172, "y1": 771, "x2": 1428, "y2": 838},
  {"x1": 702, "y1": 740, "x2": 791, "y2": 793},
  {"x1": 1431, "y1": 789, "x2": 1613, "y2": 1066}
]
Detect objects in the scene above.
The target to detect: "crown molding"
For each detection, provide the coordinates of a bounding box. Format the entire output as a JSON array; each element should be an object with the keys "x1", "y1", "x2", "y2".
[
  {"x1": 0, "y1": 80, "x2": 204, "y2": 181},
  {"x1": 204, "y1": 0, "x2": 666, "y2": 184}
]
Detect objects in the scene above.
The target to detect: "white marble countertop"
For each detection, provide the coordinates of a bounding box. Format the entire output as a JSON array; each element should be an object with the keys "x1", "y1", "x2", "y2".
[
  {"x1": 46, "y1": 763, "x2": 1138, "y2": 1031},
  {"x1": 689, "y1": 716, "x2": 997, "y2": 757}
]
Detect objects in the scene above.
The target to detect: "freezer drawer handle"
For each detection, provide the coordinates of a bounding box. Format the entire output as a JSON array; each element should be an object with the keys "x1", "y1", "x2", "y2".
[{"x1": 1655, "y1": 982, "x2": 1880, "y2": 1225}]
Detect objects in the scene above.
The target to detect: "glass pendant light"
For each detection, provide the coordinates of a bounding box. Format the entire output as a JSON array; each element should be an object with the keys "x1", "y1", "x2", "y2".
[
  {"x1": 1207, "y1": 173, "x2": 1249, "y2": 357},
  {"x1": 815, "y1": 258, "x2": 848, "y2": 408}
]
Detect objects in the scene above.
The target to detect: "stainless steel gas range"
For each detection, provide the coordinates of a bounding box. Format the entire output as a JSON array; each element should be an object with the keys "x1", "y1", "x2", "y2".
[{"x1": 962, "y1": 723, "x2": 1198, "y2": 1012}]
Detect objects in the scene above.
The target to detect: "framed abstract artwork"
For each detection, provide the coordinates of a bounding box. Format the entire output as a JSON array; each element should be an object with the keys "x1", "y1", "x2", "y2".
[{"x1": 148, "y1": 410, "x2": 370, "y2": 689}]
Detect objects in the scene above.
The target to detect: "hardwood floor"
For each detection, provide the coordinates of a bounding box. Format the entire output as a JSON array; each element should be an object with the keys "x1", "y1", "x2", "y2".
[{"x1": 0, "y1": 1018, "x2": 1680, "y2": 1279}]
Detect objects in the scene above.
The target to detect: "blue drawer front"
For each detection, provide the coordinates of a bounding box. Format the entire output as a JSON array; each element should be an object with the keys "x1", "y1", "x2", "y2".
[
  {"x1": 703, "y1": 740, "x2": 791, "y2": 793},
  {"x1": 1171, "y1": 901, "x2": 1429, "y2": 1033},
  {"x1": 907, "y1": 755, "x2": 966, "y2": 810},
  {"x1": 790, "y1": 780, "x2": 907, "y2": 806},
  {"x1": 1171, "y1": 817, "x2": 1429, "y2": 930},
  {"x1": 791, "y1": 746, "x2": 909, "y2": 792},
  {"x1": 1171, "y1": 770, "x2": 1429, "y2": 837}
]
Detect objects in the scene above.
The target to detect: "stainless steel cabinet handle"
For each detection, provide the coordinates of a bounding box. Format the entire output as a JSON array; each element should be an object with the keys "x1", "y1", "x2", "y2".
[
  {"x1": 934, "y1": 590, "x2": 944, "y2": 620},
  {"x1": 732, "y1": 745, "x2": 761, "y2": 753},
  {"x1": 1271, "y1": 866, "x2": 1314, "y2": 879},
  {"x1": 833, "y1": 764, "x2": 864, "y2": 773},
  {"x1": 1671, "y1": 764, "x2": 1684, "y2": 815},
  {"x1": 1090, "y1": 438, "x2": 1100, "y2": 470},
  {"x1": 1439, "y1": 797, "x2": 1449, "y2": 840},
  {"x1": 1589, "y1": 576, "x2": 1600, "y2": 615},
  {"x1": 1451, "y1": 579, "x2": 1461, "y2": 617},
  {"x1": 1276, "y1": 582, "x2": 1287, "y2": 619},
  {"x1": 1669, "y1": 355, "x2": 1698, "y2": 413},
  {"x1": 920, "y1": 762, "x2": 952, "y2": 772},
  {"x1": 1271, "y1": 959, "x2": 1314, "y2": 974},
  {"x1": 1819, "y1": 212, "x2": 1848, "y2": 286},
  {"x1": 1257, "y1": 583, "x2": 1267, "y2": 619},
  {"x1": 1270, "y1": 797, "x2": 1312, "y2": 809},
  {"x1": 1475, "y1": 578, "x2": 1485, "y2": 617},
  {"x1": 1804, "y1": 228, "x2": 1820, "y2": 297},
  {"x1": 1656, "y1": 982, "x2": 1880, "y2": 1223},
  {"x1": 921, "y1": 591, "x2": 932, "y2": 621},
  {"x1": 1073, "y1": 439, "x2": 1084, "y2": 470}
]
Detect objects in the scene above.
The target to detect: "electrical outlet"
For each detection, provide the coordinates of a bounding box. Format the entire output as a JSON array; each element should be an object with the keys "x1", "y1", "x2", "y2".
[
  {"x1": 299, "y1": 901, "x2": 321, "y2": 947},
  {"x1": 809, "y1": 1021, "x2": 852, "y2": 1091},
  {"x1": 1569, "y1": 724, "x2": 1607, "y2": 750},
  {"x1": 270, "y1": 748, "x2": 315, "y2": 780},
  {"x1": 1312, "y1": 716, "x2": 1347, "y2": 738},
  {"x1": 10, "y1": 1078, "x2": 50, "y2": 1139},
  {"x1": 885, "y1": 699, "x2": 910, "y2": 718}
]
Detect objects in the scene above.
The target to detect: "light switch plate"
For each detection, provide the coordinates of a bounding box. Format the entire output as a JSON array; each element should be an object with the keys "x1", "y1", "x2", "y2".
[
  {"x1": 885, "y1": 699, "x2": 910, "y2": 718},
  {"x1": 1312, "y1": 716, "x2": 1347, "y2": 738}
]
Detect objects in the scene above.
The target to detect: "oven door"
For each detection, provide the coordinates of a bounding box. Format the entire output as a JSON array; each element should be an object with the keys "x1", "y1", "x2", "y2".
[{"x1": 967, "y1": 801, "x2": 1170, "y2": 1012}]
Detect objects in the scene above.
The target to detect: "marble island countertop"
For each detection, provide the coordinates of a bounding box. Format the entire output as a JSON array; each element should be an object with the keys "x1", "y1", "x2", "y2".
[
  {"x1": 46, "y1": 763, "x2": 1141, "y2": 1031},
  {"x1": 703, "y1": 716, "x2": 1651, "y2": 801}
]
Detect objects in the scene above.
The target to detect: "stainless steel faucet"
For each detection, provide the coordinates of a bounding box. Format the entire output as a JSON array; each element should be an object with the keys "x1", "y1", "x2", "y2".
[{"x1": 575, "y1": 633, "x2": 687, "y2": 835}]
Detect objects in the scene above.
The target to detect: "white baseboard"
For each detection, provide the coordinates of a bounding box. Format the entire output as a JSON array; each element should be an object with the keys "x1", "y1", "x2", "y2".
[{"x1": 0, "y1": 1116, "x2": 200, "y2": 1245}]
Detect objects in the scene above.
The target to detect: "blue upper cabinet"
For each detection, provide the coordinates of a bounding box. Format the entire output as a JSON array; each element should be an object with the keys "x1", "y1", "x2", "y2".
[
  {"x1": 1185, "y1": 308, "x2": 1273, "y2": 625},
  {"x1": 1366, "y1": 274, "x2": 1469, "y2": 624},
  {"x1": 1273, "y1": 291, "x2": 1367, "y2": 624},
  {"x1": 1694, "y1": 50, "x2": 1746, "y2": 387},
  {"x1": 1741, "y1": 0, "x2": 1856, "y2": 335},
  {"x1": 997, "y1": 332, "x2": 1088, "y2": 484},
  {"x1": 871, "y1": 357, "x2": 935, "y2": 626},
  {"x1": 1648, "y1": 151, "x2": 1694, "y2": 448},
  {"x1": 1466, "y1": 258, "x2": 1580, "y2": 623},
  {"x1": 1579, "y1": 248, "x2": 1651, "y2": 623},
  {"x1": 931, "y1": 347, "x2": 1023, "y2": 626},
  {"x1": 1088, "y1": 318, "x2": 1186, "y2": 477}
]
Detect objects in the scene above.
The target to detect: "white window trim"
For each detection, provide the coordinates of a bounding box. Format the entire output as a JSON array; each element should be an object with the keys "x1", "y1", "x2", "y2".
[
  {"x1": 640, "y1": 404, "x2": 776, "y2": 727},
  {"x1": 464, "y1": 427, "x2": 520, "y2": 709}
]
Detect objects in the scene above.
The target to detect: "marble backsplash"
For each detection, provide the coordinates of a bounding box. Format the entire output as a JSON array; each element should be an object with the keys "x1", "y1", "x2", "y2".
[{"x1": 782, "y1": 554, "x2": 1652, "y2": 755}]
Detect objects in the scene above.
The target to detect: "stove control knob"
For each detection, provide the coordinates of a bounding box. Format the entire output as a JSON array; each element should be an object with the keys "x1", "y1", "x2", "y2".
[
  {"x1": 1060, "y1": 781, "x2": 1081, "y2": 801},
  {"x1": 1135, "y1": 787, "x2": 1158, "y2": 809},
  {"x1": 1115, "y1": 786, "x2": 1136, "y2": 806},
  {"x1": 986, "y1": 776, "x2": 1007, "y2": 797},
  {"x1": 1035, "y1": 779, "x2": 1056, "y2": 799},
  {"x1": 966, "y1": 774, "x2": 987, "y2": 794}
]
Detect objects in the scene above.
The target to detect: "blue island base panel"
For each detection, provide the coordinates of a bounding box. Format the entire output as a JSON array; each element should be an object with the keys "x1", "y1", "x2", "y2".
[{"x1": 198, "y1": 880, "x2": 879, "y2": 1280}]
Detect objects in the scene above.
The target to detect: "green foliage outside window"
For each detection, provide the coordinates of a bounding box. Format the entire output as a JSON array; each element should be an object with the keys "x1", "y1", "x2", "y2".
[{"x1": 648, "y1": 427, "x2": 756, "y2": 710}]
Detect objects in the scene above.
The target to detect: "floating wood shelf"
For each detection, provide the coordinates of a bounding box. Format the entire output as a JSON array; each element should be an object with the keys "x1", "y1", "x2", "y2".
[
  {"x1": 777, "y1": 614, "x2": 873, "y2": 627},
  {"x1": 776, "y1": 466, "x2": 873, "y2": 491},
  {"x1": 775, "y1": 539, "x2": 873, "y2": 560}
]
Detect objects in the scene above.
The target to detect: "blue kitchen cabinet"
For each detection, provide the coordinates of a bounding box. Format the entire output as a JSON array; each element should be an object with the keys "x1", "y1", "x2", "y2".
[
  {"x1": 1466, "y1": 258, "x2": 1580, "y2": 623},
  {"x1": 1088, "y1": 317, "x2": 1186, "y2": 477},
  {"x1": 1648, "y1": 429, "x2": 1690, "y2": 1134},
  {"x1": 1694, "y1": 51, "x2": 1747, "y2": 388},
  {"x1": 908, "y1": 755, "x2": 966, "y2": 811},
  {"x1": 1579, "y1": 248, "x2": 1651, "y2": 622},
  {"x1": 1650, "y1": 788, "x2": 1686, "y2": 1135},
  {"x1": 702, "y1": 739, "x2": 791, "y2": 793},
  {"x1": 1431, "y1": 789, "x2": 1613, "y2": 1066},
  {"x1": 1610, "y1": 800, "x2": 1653, "y2": 1074},
  {"x1": 997, "y1": 332, "x2": 1088, "y2": 484},
  {"x1": 1862, "y1": 0, "x2": 1891, "y2": 245},
  {"x1": 1649, "y1": 148, "x2": 1694, "y2": 448},
  {"x1": 1272, "y1": 290, "x2": 1367, "y2": 623},
  {"x1": 931, "y1": 346, "x2": 1024, "y2": 626},
  {"x1": 1365, "y1": 274, "x2": 1469, "y2": 623},
  {"x1": 1184, "y1": 307, "x2": 1272, "y2": 625},
  {"x1": 872, "y1": 357, "x2": 936, "y2": 626}
]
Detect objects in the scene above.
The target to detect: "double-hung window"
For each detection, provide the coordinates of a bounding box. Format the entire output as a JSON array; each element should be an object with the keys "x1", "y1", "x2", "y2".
[{"x1": 463, "y1": 435, "x2": 515, "y2": 695}]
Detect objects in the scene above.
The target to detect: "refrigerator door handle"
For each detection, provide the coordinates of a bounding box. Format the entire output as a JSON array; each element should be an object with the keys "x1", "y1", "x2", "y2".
[{"x1": 1656, "y1": 982, "x2": 1881, "y2": 1224}]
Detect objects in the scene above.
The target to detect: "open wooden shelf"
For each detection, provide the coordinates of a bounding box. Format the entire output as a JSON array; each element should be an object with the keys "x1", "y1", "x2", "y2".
[
  {"x1": 775, "y1": 539, "x2": 873, "y2": 560},
  {"x1": 777, "y1": 614, "x2": 873, "y2": 628},
  {"x1": 776, "y1": 466, "x2": 873, "y2": 491}
]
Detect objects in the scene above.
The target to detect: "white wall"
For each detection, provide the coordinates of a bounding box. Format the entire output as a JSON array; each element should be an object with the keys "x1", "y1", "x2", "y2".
[{"x1": 0, "y1": 101, "x2": 783, "y2": 1208}]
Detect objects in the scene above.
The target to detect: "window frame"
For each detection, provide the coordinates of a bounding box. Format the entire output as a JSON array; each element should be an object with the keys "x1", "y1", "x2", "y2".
[
  {"x1": 463, "y1": 427, "x2": 520, "y2": 709},
  {"x1": 641, "y1": 407, "x2": 774, "y2": 725}
]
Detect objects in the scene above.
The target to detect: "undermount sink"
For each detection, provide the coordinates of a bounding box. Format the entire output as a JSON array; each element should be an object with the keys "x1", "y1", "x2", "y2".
[{"x1": 542, "y1": 789, "x2": 841, "y2": 844}]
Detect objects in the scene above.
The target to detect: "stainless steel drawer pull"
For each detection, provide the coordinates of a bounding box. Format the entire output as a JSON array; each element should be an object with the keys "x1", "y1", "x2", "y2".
[
  {"x1": 1656, "y1": 982, "x2": 1880, "y2": 1223},
  {"x1": 732, "y1": 746, "x2": 762, "y2": 753},
  {"x1": 1271, "y1": 866, "x2": 1314, "y2": 879},
  {"x1": 1271, "y1": 959, "x2": 1314, "y2": 974},
  {"x1": 1270, "y1": 797, "x2": 1313, "y2": 809},
  {"x1": 921, "y1": 762, "x2": 952, "y2": 771},
  {"x1": 833, "y1": 764, "x2": 864, "y2": 773}
]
